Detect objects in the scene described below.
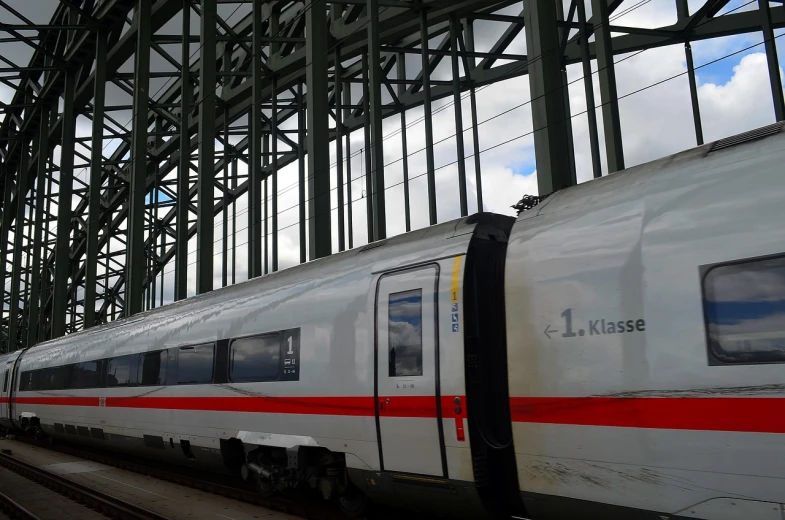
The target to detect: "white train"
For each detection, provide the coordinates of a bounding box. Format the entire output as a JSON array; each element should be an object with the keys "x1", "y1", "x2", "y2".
[{"x1": 2, "y1": 121, "x2": 785, "y2": 520}]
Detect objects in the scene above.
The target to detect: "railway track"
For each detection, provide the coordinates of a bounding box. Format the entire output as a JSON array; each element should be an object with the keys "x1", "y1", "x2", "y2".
[
  {"x1": 0, "y1": 490, "x2": 41, "y2": 520},
  {"x1": 0, "y1": 450, "x2": 172, "y2": 520},
  {"x1": 8, "y1": 436, "x2": 358, "y2": 520}
]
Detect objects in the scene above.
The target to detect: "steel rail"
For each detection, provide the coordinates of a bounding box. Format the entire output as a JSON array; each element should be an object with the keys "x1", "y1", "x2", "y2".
[
  {"x1": 0, "y1": 451, "x2": 172, "y2": 520},
  {"x1": 11, "y1": 437, "x2": 350, "y2": 520},
  {"x1": 0, "y1": 490, "x2": 42, "y2": 520}
]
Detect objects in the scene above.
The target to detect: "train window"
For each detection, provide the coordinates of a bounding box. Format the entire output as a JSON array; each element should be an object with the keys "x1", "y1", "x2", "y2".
[
  {"x1": 106, "y1": 355, "x2": 135, "y2": 387},
  {"x1": 704, "y1": 255, "x2": 785, "y2": 364},
  {"x1": 176, "y1": 343, "x2": 214, "y2": 384},
  {"x1": 19, "y1": 371, "x2": 32, "y2": 391},
  {"x1": 2, "y1": 370, "x2": 7, "y2": 392},
  {"x1": 41, "y1": 367, "x2": 63, "y2": 391},
  {"x1": 138, "y1": 350, "x2": 168, "y2": 386},
  {"x1": 388, "y1": 289, "x2": 424, "y2": 377},
  {"x1": 69, "y1": 360, "x2": 103, "y2": 389},
  {"x1": 229, "y1": 334, "x2": 281, "y2": 382}
]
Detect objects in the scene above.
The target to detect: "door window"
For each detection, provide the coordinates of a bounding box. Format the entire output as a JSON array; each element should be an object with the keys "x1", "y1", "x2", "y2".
[{"x1": 388, "y1": 289, "x2": 424, "y2": 377}]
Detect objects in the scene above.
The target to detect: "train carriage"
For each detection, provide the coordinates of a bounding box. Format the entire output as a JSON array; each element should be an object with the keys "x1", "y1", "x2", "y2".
[
  {"x1": 2, "y1": 213, "x2": 518, "y2": 518},
  {"x1": 505, "y1": 122, "x2": 785, "y2": 519},
  {"x1": 2, "y1": 122, "x2": 785, "y2": 519}
]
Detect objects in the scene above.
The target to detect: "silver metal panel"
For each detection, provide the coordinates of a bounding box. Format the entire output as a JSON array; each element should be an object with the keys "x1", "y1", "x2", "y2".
[{"x1": 505, "y1": 129, "x2": 785, "y2": 514}]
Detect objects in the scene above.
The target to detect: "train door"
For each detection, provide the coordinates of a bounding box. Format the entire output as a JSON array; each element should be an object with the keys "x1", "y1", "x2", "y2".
[
  {"x1": 375, "y1": 265, "x2": 446, "y2": 477},
  {"x1": 1, "y1": 360, "x2": 11, "y2": 424}
]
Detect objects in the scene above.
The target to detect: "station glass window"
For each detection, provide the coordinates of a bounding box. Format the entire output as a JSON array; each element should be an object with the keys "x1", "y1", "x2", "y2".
[
  {"x1": 229, "y1": 334, "x2": 281, "y2": 382},
  {"x1": 106, "y1": 355, "x2": 134, "y2": 387},
  {"x1": 704, "y1": 255, "x2": 785, "y2": 364},
  {"x1": 388, "y1": 289, "x2": 424, "y2": 377},
  {"x1": 177, "y1": 343, "x2": 214, "y2": 384},
  {"x1": 138, "y1": 350, "x2": 167, "y2": 386}
]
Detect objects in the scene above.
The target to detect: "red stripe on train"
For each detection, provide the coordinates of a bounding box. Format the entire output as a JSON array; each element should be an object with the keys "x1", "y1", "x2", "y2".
[
  {"x1": 509, "y1": 397, "x2": 785, "y2": 433},
  {"x1": 12, "y1": 395, "x2": 466, "y2": 419}
]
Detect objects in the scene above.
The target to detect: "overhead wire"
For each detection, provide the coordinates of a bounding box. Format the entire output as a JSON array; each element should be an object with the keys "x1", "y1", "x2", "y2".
[{"x1": 151, "y1": 27, "x2": 785, "y2": 284}]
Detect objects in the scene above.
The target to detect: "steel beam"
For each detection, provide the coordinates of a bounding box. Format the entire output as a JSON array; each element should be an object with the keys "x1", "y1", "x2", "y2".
[
  {"x1": 759, "y1": 0, "x2": 785, "y2": 121},
  {"x1": 306, "y1": 0, "x2": 332, "y2": 259},
  {"x1": 367, "y1": 0, "x2": 387, "y2": 241},
  {"x1": 84, "y1": 29, "x2": 107, "y2": 328},
  {"x1": 462, "y1": 19, "x2": 483, "y2": 212},
  {"x1": 7, "y1": 117, "x2": 29, "y2": 349},
  {"x1": 175, "y1": 0, "x2": 190, "y2": 299},
  {"x1": 197, "y1": 0, "x2": 217, "y2": 294},
  {"x1": 393, "y1": 53, "x2": 412, "y2": 232},
  {"x1": 592, "y1": 0, "x2": 625, "y2": 173},
  {"x1": 577, "y1": 0, "x2": 602, "y2": 177},
  {"x1": 344, "y1": 82, "x2": 354, "y2": 249},
  {"x1": 51, "y1": 68, "x2": 76, "y2": 338},
  {"x1": 420, "y1": 8, "x2": 437, "y2": 225},
  {"x1": 248, "y1": 0, "x2": 262, "y2": 278},
  {"x1": 27, "y1": 106, "x2": 48, "y2": 347},
  {"x1": 0, "y1": 166, "x2": 12, "y2": 350},
  {"x1": 272, "y1": 77, "x2": 279, "y2": 270},
  {"x1": 126, "y1": 0, "x2": 151, "y2": 316},
  {"x1": 450, "y1": 16, "x2": 468, "y2": 216},
  {"x1": 298, "y1": 81, "x2": 306, "y2": 264},
  {"x1": 523, "y1": 0, "x2": 576, "y2": 194},
  {"x1": 335, "y1": 46, "x2": 346, "y2": 251}
]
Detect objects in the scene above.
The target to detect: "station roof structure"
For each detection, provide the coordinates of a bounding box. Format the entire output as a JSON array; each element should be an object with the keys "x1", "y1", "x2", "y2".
[{"x1": 0, "y1": 0, "x2": 783, "y2": 350}]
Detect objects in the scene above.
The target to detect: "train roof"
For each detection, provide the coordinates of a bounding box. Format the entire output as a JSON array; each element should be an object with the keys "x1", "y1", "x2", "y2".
[
  {"x1": 519, "y1": 121, "x2": 785, "y2": 222},
  {"x1": 18, "y1": 213, "x2": 508, "y2": 368}
]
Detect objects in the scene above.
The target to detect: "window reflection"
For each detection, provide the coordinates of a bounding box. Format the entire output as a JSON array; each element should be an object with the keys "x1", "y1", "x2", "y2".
[
  {"x1": 389, "y1": 289, "x2": 423, "y2": 377},
  {"x1": 177, "y1": 344, "x2": 214, "y2": 383},
  {"x1": 230, "y1": 335, "x2": 281, "y2": 382},
  {"x1": 705, "y1": 256, "x2": 785, "y2": 363}
]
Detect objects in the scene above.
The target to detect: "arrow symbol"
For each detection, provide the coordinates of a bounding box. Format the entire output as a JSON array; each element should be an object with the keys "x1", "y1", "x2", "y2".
[{"x1": 544, "y1": 325, "x2": 557, "y2": 339}]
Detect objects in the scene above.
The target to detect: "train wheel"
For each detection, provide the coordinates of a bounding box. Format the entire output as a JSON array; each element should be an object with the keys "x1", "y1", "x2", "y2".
[
  {"x1": 255, "y1": 476, "x2": 276, "y2": 498},
  {"x1": 337, "y1": 486, "x2": 368, "y2": 518}
]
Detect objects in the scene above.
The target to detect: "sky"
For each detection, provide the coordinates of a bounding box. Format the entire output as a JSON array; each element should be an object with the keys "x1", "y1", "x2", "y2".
[{"x1": 1, "y1": 0, "x2": 784, "y2": 319}]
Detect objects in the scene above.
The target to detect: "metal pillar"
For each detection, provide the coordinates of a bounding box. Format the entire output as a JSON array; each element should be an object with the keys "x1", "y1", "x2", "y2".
[
  {"x1": 523, "y1": 0, "x2": 576, "y2": 193},
  {"x1": 334, "y1": 46, "x2": 346, "y2": 251},
  {"x1": 420, "y1": 8, "x2": 437, "y2": 225},
  {"x1": 462, "y1": 19, "x2": 483, "y2": 212},
  {"x1": 175, "y1": 0, "x2": 190, "y2": 299},
  {"x1": 27, "y1": 107, "x2": 49, "y2": 346},
  {"x1": 196, "y1": 0, "x2": 217, "y2": 294},
  {"x1": 84, "y1": 29, "x2": 106, "y2": 328},
  {"x1": 272, "y1": 77, "x2": 279, "y2": 270},
  {"x1": 591, "y1": 0, "x2": 625, "y2": 173},
  {"x1": 344, "y1": 83, "x2": 353, "y2": 249},
  {"x1": 126, "y1": 0, "x2": 151, "y2": 316},
  {"x1": 397, "y1": 52, "x2": 411, "y2": 232},
  {"x1": 248, "y1": 0, "x2": 263, "y2": 279},
  {"x1": 263, "y1": 134, "x2": 269, "y2": 275},
  {"x1": 450, "y1": 16, "x2": 468, "y2": 216},
  {"x1": 305, "y1": 0, "x2": 332, "y2": 259},
  {"x1": 759, "y1": 0, "x2": 785, "y2": 122},
  {"x1": 577, "y1": 0, "x2": 603, "y2": 177},
  {"x1": 675, "y1": 0, "x2": 704, "y2": 146},
  {"x1": 51, "y1": 69, "x2": 76, "y2": 338},
  {"x1": 362, "y1": 53, "x2": 374, "y2": 242},
  {"x1": 0, "y1": 164, "x2": 12, "y2": 349},
  {"x1": 298, "y1": 81, "x2": 306, "y2": 264},
  {"x1": 367, "y1": 0, "x2": 387, "y2": 241},
  {"x1": 8, "y1": 131, "x2": 29, "y2": 349}
]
